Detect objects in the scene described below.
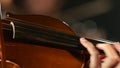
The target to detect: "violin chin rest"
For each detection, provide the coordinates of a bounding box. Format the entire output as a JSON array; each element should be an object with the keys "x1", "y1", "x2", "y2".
[{"x1": 0, "y1": 59, "x2": 21, "y2": 68}]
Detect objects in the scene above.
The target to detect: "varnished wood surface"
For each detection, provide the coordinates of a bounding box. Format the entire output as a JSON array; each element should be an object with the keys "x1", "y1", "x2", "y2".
[{"x1": 1, "y1": 14, "x2": 88, "y2": 68}]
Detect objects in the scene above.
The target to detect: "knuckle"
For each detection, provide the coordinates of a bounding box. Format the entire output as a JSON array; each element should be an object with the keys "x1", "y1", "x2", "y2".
[
  {"x1": 94, "y1": 51, "x2": 99, "y2": 55},
  {"x1": 109, "y1": 57, "x2": 120, "y2": 63},
  {"x1": 91, "y1": 51, "x2": 99, "y2": 56}
]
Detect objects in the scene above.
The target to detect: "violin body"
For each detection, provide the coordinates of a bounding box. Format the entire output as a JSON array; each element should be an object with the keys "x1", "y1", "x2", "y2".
[{"x1": 1, "y1": 14, "x2": 88, "y2": 68}]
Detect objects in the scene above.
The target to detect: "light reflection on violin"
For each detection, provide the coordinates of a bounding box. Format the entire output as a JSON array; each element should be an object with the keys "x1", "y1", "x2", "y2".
[{"x1": 0, "y1": 59, "x2": 21, "y2": 68}]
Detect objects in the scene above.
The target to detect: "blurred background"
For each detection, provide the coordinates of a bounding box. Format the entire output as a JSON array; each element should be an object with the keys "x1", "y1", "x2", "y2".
[{"x1": 1, "y1": 0, "x2": 120, "y2": 41}]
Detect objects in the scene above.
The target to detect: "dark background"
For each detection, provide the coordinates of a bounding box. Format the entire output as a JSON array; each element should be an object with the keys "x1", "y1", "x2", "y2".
[
  {"x1": 65, "y1": 0, "x2": 120, "y2": 41},
  {"x1": 91, "y1": 0, "x2": 120, "y2": 41},
  {"x1": 13, "y1": 0, "x2": 120, "y2": 41}
]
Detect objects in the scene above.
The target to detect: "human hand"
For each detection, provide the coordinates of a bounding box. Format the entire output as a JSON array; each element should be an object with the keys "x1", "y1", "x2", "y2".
[{"x1": 80, "y1": 38, "x2": 120, "y2": 68}]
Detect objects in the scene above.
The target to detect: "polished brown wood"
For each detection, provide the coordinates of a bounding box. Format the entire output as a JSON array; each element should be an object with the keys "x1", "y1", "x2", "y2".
[
  {"x1": 0, "y1": 60, "x2": 21, "y2": 68},
  {"x1": 1, "y1": 13, "x2": 88, "y2": 68}
]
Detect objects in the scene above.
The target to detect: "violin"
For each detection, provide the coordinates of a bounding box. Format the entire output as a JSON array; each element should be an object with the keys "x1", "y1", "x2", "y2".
[{"x1": 0, "y1": 13, "x2": 115, "y2": 68}]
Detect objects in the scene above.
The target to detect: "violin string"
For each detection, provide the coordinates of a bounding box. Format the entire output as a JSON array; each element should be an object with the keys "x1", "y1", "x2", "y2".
[
  {"x1": 14, "y1": 29, "x2": 80, "y2": 48},
  {"x1": 2, "y1": 20, "x2": 80, "y2": 46},
  {"x1": 3, "y1": 18, "x2": 79, "y2": 41},
  {"x1": 2, "y1": 18, "x2": 115, "y2": 46},
  {"x1": 3, "y1": 26, "x2": 80, "y2": 48},
  {"x1": 3, "y1": 22, "x2": 78, "y2": 42},
  {"x1": 16, "y1": 25, "x2": 80, "y2": 45},
  {"x1": 2, "y1": 22, "x2": 115, "y2": 46}
]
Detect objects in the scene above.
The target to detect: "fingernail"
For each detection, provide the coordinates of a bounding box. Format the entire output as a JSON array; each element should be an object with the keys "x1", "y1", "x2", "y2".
[
  {"x1": 116, "y1": 42, "x2": 120, "y2": 44},
  {"x1": 113, "y1": 42, "x2": 120, "y2": 45},
  {"x1": 80, "y1": 38, "x2": 87, "y2": 42}
]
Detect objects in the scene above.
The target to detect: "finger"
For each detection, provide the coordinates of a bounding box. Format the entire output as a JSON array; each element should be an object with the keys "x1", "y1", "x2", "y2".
[
  {"x1": 113, "y1": 42, "x2": 120, "y2": 68},
  {"x1": 96, "y1": 44, "x2": 120, "y2": 68},
  {"x1": 115, "y1": 63, "x2": 120, "y2": 68},
  {"x1": 80, "y1": 38, "x2": 99, "y2": 55},
  {"x1": 114, "y1": 42, "x2": 120, "y2": 52},
  {"x1": 96, "y1": 44, "x2": 119, "y2": 58},
  {"x1": 80, "y1": 38, "x2": 100, "y2": 68}
]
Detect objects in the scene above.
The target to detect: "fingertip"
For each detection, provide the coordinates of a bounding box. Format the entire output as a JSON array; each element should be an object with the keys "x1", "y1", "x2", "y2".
[
  {"x1": 80, "y1": 38, "x2": 88, "y2": 48},
  {"x1": 96, "y1": 43, "x2": 105, "y2": 49},
  {"x1": 96, "y1": 43, "x2": 101, "y2": 47},
  {"x1": 80, "y1": 38, "x2": 87, "y2": 43},
  {"x1": 80, "y1": 38, "x2": 94, "y2": 48},
  {"x1": 114, "y1": 42, "x2": 120, "y2": 45}
]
